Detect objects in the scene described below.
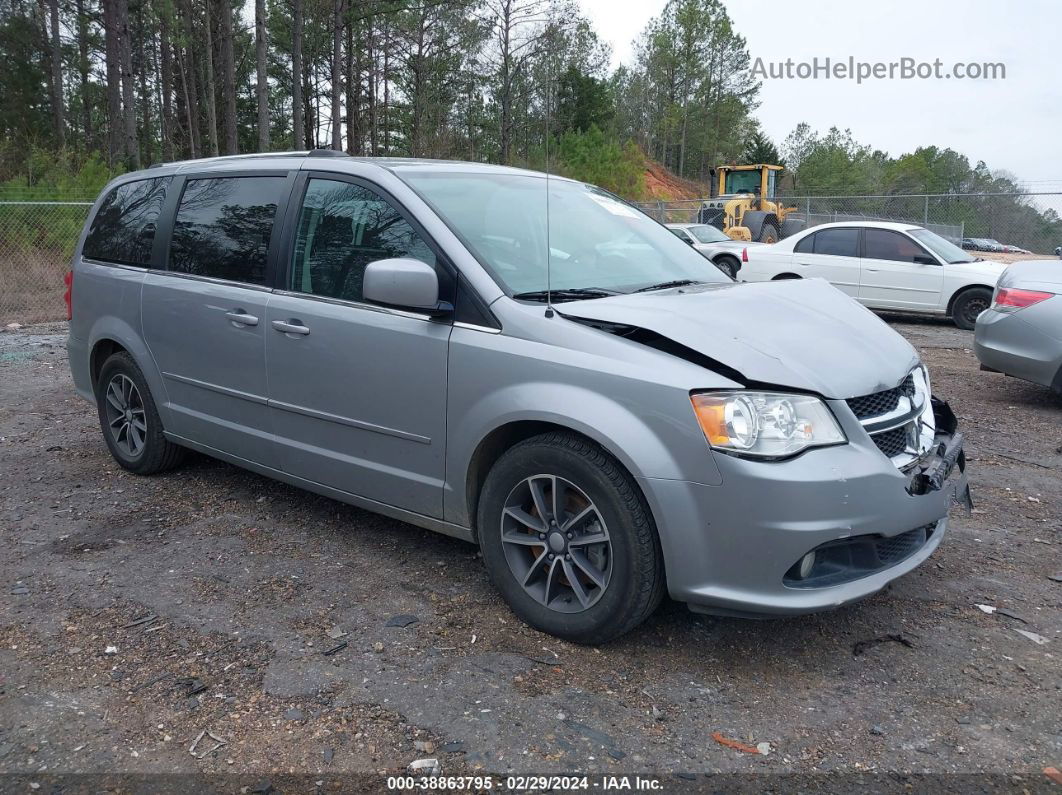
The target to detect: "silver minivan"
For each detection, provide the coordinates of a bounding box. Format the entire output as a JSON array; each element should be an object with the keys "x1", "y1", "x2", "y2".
[{"x1": 68, "y1": 152, "x2": 970, "y2": 643}]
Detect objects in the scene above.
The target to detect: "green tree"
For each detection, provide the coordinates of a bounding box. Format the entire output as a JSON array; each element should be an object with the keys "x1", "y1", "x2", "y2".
[
  {"x1": 742, "y1": 129, "x2": 782, "y2": 166},
  {"x1": 555, "y1": 125, "x2": 646, "y2": 198},
  {"x1": 554, "y1": 64, "x2": 613, "y2": 134}
]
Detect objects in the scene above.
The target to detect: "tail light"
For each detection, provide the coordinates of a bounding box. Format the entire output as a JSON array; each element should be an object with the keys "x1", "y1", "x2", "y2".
[
  {"x1": 993, "y1": 287, "x2": 1052, "y2": 312},
  {"x1": 741, "y1": 247, "x2": 749, "y2": 262},
  {"x1": 63, "y1": 271, "x2": 73, "y2": 320}
]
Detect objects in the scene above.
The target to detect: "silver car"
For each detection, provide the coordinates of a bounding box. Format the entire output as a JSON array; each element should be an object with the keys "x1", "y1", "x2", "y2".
[
  {"x1": 68, "y1": 153, "x2": 970, "y2": 643},
  {"x1": 975, "y1": 259, "x2": 1062, "y2": 394},
  {"x1": 665, "y1": 222, "x2": 758, "y2": 278}
]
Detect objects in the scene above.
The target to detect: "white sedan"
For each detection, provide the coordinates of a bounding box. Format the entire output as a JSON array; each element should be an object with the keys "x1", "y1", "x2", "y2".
[
  {"x1": 739, "y1": 221, "x2": 1007, "y2": 329},
  {"x1": 666, "y1": 223, "x2": 761, "y2": 279}
]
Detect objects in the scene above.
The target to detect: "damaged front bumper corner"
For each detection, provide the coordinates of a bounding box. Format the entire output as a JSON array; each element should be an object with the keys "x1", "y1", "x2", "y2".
[{"x1": 906, "y1": 398, "x2": 972, "y2": 510}]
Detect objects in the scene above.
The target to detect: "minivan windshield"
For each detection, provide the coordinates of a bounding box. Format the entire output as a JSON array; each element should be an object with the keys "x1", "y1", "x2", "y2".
[
  {"x1": 398, "y1": 171, "x2": 729, "y2": 298},
  {"x1": 908, "y1": 228, "x2": 977, "y2": 264}
]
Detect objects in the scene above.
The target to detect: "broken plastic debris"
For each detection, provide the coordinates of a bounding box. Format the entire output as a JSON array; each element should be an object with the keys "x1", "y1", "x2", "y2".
[
  {"x1": 1013, "y1": 629, "x2": 1049, "y2": 646},
  {"x1": 975, "y1": 604, "x2": 996, "y2": 614},
  {"x1": 189, "y1": 729, "x2": 227, "y2": 759},
  {"x1": 711, "y1": 732, "x2": 762, "y2": 754},
  {"x1": 408, "y1": 758, "x2": 440, "y2": 775}
]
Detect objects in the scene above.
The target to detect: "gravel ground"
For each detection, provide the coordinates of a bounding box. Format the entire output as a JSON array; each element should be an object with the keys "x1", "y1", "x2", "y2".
[{"x1": 0, "y1": 317, "x2": 1059, "y2": 790}]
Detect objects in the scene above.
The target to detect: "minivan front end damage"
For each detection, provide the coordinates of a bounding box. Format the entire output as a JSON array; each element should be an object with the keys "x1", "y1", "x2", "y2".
[
  {"x1": 559, "y1": 286, "x2": 970, "y2": 617},
  {"x1": 634, "y1": 382, "x2": 969, "y2": 617}
]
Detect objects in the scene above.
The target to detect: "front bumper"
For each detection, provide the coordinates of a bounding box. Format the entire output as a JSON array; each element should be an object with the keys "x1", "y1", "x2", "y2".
[
  {"x1": 639, "y1": 401, "x2": 969, "y2": 617},
  {"x1": 974, "y1": 306, "x2": 1062, "y2": 391}
]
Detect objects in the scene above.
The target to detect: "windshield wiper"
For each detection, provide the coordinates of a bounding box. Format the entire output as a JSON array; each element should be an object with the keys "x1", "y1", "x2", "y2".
[
  {"x1": 632, "y1": 279, "x2": 704, "y2": 293},
  {"x1": 512, "y1": 287, "x2": 619, "y2": 302}
]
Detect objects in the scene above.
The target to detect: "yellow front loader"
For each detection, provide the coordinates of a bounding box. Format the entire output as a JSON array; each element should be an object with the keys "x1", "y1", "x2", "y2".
[{"x1": 698, "y1": 164, "x2": 804, "y2": 243}]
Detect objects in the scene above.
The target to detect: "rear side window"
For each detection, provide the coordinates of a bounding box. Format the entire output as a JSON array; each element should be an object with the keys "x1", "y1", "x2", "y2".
[
  {"x1": 794, "y1": 233, "x2": 815, "y2": 254},
  {"x1": 813, "y1": 228, "x2": 859, "y2": 257},
  {"x1": 83, "y1": 177, "x2": 171, "y2": 265},
  {"x1": 168, "y1": 176, "x2": 288, "y2": 285}
]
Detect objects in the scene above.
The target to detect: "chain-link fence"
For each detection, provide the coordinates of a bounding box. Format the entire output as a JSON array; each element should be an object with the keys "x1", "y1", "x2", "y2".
[
  {"x1": 1, "y1": 200, "x2": 92, "y2": 325},
  {"x1": 3, "y1": 192, "x2": 1062, "y2": 325},
  {"x1": 634, "y1": 192, "x2": 1062, "y2": 256}
]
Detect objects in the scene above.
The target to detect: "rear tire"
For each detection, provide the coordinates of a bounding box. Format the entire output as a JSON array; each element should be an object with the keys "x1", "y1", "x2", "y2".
[
  {"x1": 758, "y1": 223, "x2": 779, "y2": 244},
  {"x1": 779, "y1": 218, "x2": 805, "y2": 239},
  {"x1": 951, "y1": 287, "x2": 992, "y2": 330},
  {"x1": 714, "y1": 255, "x2": 739, "y2": 279},
  {"x1": 95, "y1": 352, "x2": 185, "y2": 474},
  {"x1": 477, "y1": 432, "x2": 665, "y2": 644}
]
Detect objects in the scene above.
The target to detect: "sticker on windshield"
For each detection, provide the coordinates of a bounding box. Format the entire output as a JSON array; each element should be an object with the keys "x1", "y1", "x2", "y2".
[{"x1": 587, "y1": 192, "x2": 640, "y2": 218}]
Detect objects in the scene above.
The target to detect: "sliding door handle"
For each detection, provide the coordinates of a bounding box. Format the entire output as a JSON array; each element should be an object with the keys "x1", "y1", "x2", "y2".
[{"x1": 271, "y1": 319, "x2": 310, "y2": 336}]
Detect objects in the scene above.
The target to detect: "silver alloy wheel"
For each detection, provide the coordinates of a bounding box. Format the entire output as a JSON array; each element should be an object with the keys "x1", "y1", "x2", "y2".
[
  {"x1": 103, "y1": 373, "x2": 147, "y2": 458},
  {"x1": 500, "y1": 474, "x2": 612, "y2": 613}
]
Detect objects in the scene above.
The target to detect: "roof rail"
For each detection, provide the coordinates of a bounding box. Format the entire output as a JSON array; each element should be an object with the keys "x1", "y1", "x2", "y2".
[{"x1": 146, "y1": 151, "x2": 313, "y2": 169}]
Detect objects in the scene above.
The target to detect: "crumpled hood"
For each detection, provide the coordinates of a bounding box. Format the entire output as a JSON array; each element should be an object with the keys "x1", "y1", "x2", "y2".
[{"x1": 560, "y1": 278, "x2": 919, "y2": 400}]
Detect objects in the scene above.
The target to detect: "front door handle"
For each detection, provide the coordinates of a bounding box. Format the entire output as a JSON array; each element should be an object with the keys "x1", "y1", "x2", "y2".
[
  {"x1": 271, "y1": 319, "x2": 310, "y2": 336},
  {"x1": 225, "y1": 310, "x2": 259, "y2": 326}
]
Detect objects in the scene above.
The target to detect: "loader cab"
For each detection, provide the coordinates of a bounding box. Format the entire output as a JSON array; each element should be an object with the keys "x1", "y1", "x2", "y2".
[{"x1": 716, "y1": 164, "x2": 781, "y2": 201}]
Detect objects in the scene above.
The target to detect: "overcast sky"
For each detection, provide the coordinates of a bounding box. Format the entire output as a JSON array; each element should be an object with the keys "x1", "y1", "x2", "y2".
[{"x1": 577, "y1": 0, "x2": 1062, "y2": 192}]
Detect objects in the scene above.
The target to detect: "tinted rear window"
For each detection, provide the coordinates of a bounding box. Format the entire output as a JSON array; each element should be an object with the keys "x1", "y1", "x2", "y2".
[
  {"x1": 83, "y1": 177, "x2": 171, "y2": 265},
  {"x1": 814, "y1": 228, "x2": 859, "y2": 257},
  {"x1": 168, "y1": 176, "x2": 288, "y2": 284}
]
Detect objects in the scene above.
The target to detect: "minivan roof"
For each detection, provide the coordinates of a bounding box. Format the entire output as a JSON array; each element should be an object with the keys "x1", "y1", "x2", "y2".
[{"x1": 142, "y1": 150, "x2": 562, "y2": 181}]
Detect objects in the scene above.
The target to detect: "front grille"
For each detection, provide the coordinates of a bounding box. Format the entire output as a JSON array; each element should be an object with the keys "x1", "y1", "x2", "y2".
[
  {"x1": 784, "y1": 523, "x2": 936, "y2": 588},
  {"x1": 871, "y1": 426, "x2": 907, "y2": 458},
  {"x1": 698, "y1": 207, "x2": 725, "y2": 229},
  {"x1": 846, "y1": 374, "x2": 915, "y2": 420}
]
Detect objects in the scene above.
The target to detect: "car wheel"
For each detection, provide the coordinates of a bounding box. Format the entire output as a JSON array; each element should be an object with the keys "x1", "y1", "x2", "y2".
[
  {"x1": 714, "y1": 255, "x2": 739, "y2": 278},
  {"x1": 758, "y1": 223, "x2": 779, "y2": 244},
  {"x1": 96, "y1": 352, "x2": 185, "y2": 474},
  {"x1": 477, "y1": 432, "x2": 665, "y2": 644},
  {"x1": 952, "y1": 287, "x2": 992, "y2": 330}
]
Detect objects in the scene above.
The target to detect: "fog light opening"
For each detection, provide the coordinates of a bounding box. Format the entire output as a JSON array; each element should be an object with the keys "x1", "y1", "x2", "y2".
[{"x1": 798, "y1": 551, "x2": 817, "y2": 579}]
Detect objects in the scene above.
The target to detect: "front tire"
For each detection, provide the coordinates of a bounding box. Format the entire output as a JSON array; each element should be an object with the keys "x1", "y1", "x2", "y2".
[
  {"x1": 95, "y1": 352, "x2": 185, "y2": 474},
  {"x1": 952, "y1": 287, "x2": 992, "y2": 330},
  {"x1": 477, "y1": 432, "x2": 665, "y2": 644}
]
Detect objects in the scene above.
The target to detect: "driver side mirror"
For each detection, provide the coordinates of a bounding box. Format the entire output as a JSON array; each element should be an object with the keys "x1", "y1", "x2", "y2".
[
  {"x1": 363, "y1": 258, "x2": 452, "y2": 316},
  {"x1": 913, "y1": 254, "x2": 938, "y2": 265}
]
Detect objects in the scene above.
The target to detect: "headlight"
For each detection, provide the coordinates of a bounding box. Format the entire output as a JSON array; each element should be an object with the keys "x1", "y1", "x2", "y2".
[{"x1": 690, "y1": 391, "x2": 846, "y2": 459}]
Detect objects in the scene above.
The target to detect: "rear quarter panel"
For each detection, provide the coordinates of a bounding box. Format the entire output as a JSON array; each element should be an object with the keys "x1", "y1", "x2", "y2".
[{"x1": 738, "y1": 245, "x2": 793, "y2": 282}]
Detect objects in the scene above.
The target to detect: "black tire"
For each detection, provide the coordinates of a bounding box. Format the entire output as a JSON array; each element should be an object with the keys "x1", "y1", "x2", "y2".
[
  {"x1": 477, "y1": 432, "x2": 665, "y2": 644},
  {"x1": 758, "y1": 223, "x2": 780, "y2": 244},
  {"x1": 951, "y1": 287, "x2": 992, "y2": 330},
  {"x1": 714, "y1": 255, "x2": 739, "y2": 279},
  {"x1": 772, "y1": 273, "x2": 801, "y2": 280},
  {"x1": 95, "y1": 351, "x2": 185, "y2": 474},
  {"x1": 779, "y1": 218, "x2": 805, "y2": 239}
]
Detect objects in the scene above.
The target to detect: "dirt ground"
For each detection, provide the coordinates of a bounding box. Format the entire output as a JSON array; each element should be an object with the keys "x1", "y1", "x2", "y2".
[{"x1": 0, "y1": 317, "x2": 1059, "y2": 791}]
